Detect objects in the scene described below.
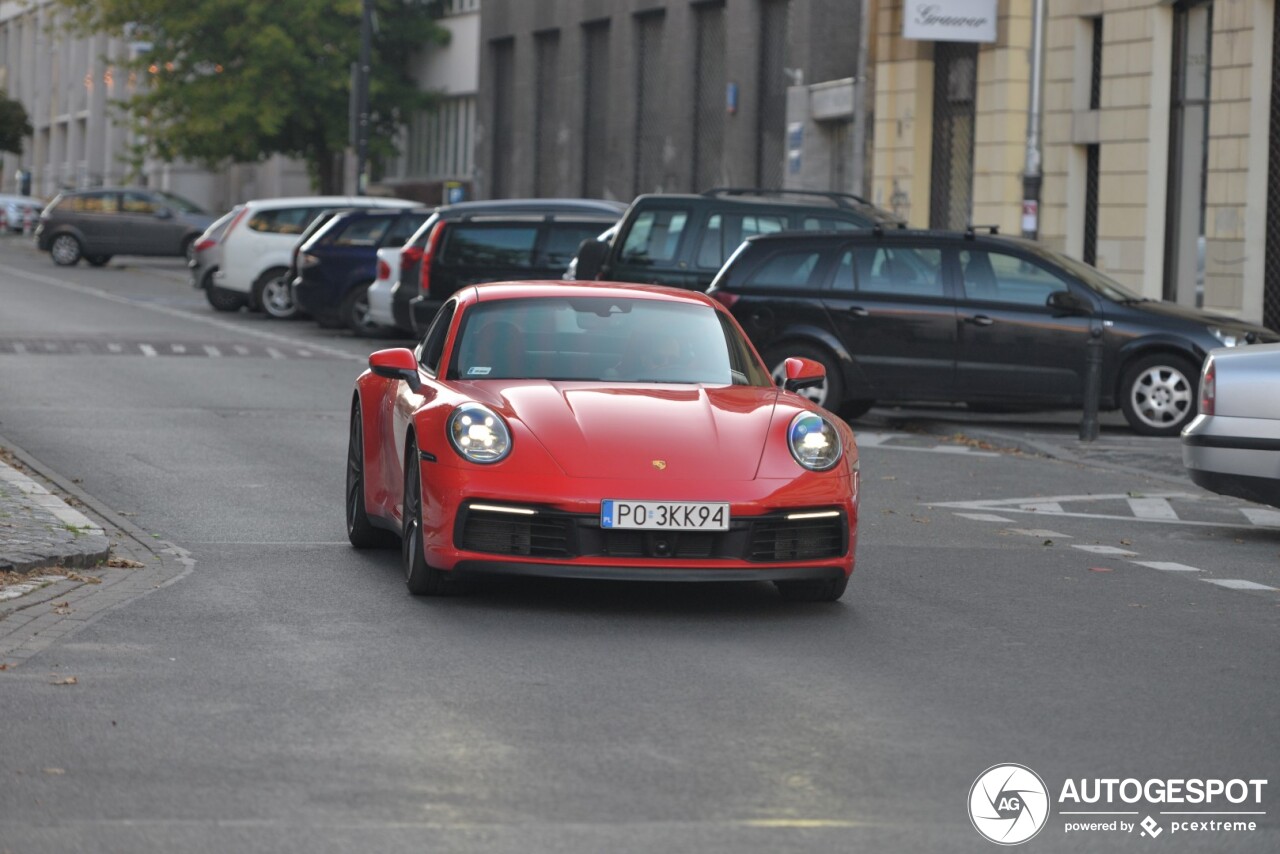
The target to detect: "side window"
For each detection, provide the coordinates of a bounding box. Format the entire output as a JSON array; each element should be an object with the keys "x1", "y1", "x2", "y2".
[
  {"x1": 620, "y1": 209, "x2": 690, "y2": 264},
  {"x1": 68, "y1": 193, "x2": 118, "y2": 213},
  {"x1": 847, "y1": 246, "x2": 945, "y2": 296},
  {"x1": 541, "y1": 223, "x2": 613, "y2": 268},
  {"x1": 384, "y1": 213, "x2": 430, "y2": 247},
  {"x1": 332, "y1": 216, "x2": 392, "y2": 247},
  {"x1": 121, "y1": 192, "x2": 157, "y2": 214},
  {"x1": 248, "y1": 207, "x2": 312, "y2": 235},
  {"x1": 696, "y1": 213, "x2": 787, "y2": 269},
  {"x1": 960, "y1": 250, "x2": 1067, "y2": 306},
  {"x1": 743, "y1": 250, "x2": 825, "y2": 290},
  {"x1": 440, "y1": 226, "x2": 539, "y2": 267},
  {"x1": 803, "y1": 216, "x2": 860, "y2": 231},
  {"x1": 419, "y1": 301, "x2": 457, "y2": 375}
]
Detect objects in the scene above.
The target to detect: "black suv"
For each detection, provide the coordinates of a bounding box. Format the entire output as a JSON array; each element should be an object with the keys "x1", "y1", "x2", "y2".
[
  {"x1": 570, "y1": 188, "x2": 900, "y2": 290},
  {"x1": 707, "y1": 227, "x2": 1278, "y2": 436},
  {"x1": 392, "y1": 199, "x2": 627, "y2": 334}
]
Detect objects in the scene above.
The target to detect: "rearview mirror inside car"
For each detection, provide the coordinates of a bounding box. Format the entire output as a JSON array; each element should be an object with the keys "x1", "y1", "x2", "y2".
[{"x1": 573, "y1": 239, "x2": 610, "y2": 280}]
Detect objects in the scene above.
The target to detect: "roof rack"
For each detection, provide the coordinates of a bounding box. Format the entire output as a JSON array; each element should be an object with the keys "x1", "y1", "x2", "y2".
[
  {"x1": 700, "y1": 187, "x2": 876, "y2": 210},
  {"x1": 963, "y1": 224, "x2": 1000, "y2": 239},
  {"x1": 870, "y1": 222, "x2": 910, "y2": 236}
]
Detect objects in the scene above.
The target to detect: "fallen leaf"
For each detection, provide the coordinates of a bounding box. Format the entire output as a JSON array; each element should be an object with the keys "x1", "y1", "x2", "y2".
[
  {"x1": 880, "y1": 475, "x2": 897, "y2": 481},
  {"x1": 52, "y1": 602, "x2": 71, "y2": 615},
  {"x1": 51, "y1": 676, "x2": 77, "y2": 686},
  {"x1": 1089, "y1": 567, "x2": 1113, "y2": 573},
  {"x1": 64, "y1": 572, "x2": 101, "y2": 585},
  {"x1": 1043, "y1": 539, "x2": 1054, "y2": 546},
  {"x1": 0, "y1": 663, "x2": 12, "y2": 671},
  {"x1": 105, "y1": 557, "x2": 144, "y2": 569},
  {"x1": 43, "y1": 768, "x2": 65, "y2": 775},
  {"x1": 1234, "y1": 539, "x2": 1244, "y2": 544},
  {"x1": 1128, "y1": 603, "x2": 1146, "y2": 608},
  {"x1": 1120, "y1": 539, "x2": 1132, "y2": 546}
]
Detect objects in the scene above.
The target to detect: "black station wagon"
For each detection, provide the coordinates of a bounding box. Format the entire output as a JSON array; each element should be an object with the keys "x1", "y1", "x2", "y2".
[{"x1": 707, "y1": 227, "x2": 1278, "y2": 436}]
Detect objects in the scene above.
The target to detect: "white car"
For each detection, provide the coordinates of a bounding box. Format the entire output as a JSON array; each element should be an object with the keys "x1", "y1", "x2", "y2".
[
  {"x1": 1183, "y1": 342, "x2": 1280, "y2": 509},
  {"x1": 0, "y1": 194, "x2": 45, "y2": 233},
  {"x1": 367, "y1": 245, "x2": 407, "y2": 330},
  {"x1": 208, "y1": 195, "x2": 417, "y2": 312}
]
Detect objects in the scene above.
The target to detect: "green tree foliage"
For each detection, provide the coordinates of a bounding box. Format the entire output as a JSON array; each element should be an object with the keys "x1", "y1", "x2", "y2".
[
  {"x1": 54, "y1": 0, "x2": 448, "y2": 192},
  {"x1": 0, "y1": 91, "x2": 34, "y2": 155}
]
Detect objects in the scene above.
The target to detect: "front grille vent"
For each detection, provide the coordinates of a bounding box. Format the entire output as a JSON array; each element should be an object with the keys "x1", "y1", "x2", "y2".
[
  {"x1": 460, "y1": 510, "x2": 571, "y2": 558},
  {"x1": 749, "y1": 517, "x2": 845, "y2": 562}
]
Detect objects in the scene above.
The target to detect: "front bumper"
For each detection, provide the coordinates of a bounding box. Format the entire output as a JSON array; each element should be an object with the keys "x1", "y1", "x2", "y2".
[{"x1": 453, "y1": 560, "x2": 846, "y2": 583}]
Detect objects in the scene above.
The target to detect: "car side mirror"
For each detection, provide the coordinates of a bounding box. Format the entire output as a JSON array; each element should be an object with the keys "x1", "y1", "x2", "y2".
[
  {"x1": 368, "y1": 348, "x2": 421, "y2": 392},
  {"x1": 782, "y1": 356, "x2": 825, "y2": 393},
  {"x1": 573, "y1": 239, "x2": 610, "y2": 280},
  {"x1": 1047, "y1": 290, "x2": 1091, "y2": 315}
]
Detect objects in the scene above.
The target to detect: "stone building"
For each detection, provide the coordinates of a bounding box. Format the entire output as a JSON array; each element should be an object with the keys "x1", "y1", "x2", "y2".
[{"x1": 869, "y1": 0, "x2": 1278, "y2": 328}]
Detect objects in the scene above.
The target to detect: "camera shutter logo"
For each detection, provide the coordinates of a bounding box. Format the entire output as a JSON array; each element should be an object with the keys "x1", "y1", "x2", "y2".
[{"x1": 969, "y1": 764, "x2": 1050, "y2": 845}]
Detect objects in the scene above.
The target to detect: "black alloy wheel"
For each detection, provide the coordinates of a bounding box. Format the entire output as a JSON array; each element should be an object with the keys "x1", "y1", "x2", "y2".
[
  {"x1": 346, "y1": 401, "x2": 396, "y2": 548},
  {"x1": 402, "y1": 439, "x2": 459, "y2": 595},
  {"x1": 50, "y1": 234, "x2": 83, "y2": 266}
]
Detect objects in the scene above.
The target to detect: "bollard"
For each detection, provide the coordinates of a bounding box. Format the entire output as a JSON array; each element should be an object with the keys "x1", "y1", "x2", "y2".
[{"x1": 1079, "y1": 329, "x2": 1103, "y2": 441}]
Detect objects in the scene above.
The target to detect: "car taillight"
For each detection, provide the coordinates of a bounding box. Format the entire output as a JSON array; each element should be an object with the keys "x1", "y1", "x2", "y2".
[
  {"x1": 400, "y1": 245, "x2": 424, "y2": 267},
  {"x1": 376, "y1": 259, "x2": 390, "y2": 281},
  {"x1": 420, "y1": 222, "x2": 446, "y2": 295},
  {"x1": 1199, "y1": 358, "x2": 1215, "y2": 416},
  {"x1": 710, "y1": 290, "x2": 740, "y2": 309},
  {"x1": 300, "y1": 253, "x2": 320, "y2": 269},
  {"x1": 194, "y1": 238, "x2": 217, "y2": 252}
]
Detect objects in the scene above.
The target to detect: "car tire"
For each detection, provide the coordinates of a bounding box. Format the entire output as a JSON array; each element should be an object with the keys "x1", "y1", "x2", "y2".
[
  {"x1": 775, "y1": 574, "x2": 849, "y2": 603},
  {"x1": 254, "y1": 268, "x2": 299, "y2": 320},
  {"x1": 1119, "y1": 353, "x2": 1198, "y2": 437},
  {"x1": 50, "y1": 234, "x2": 83, "y2": 266},
  {"x1": 402, "y1": 438, "x2": 460, "y2": 596},
  {"x1": 205, "y1": 284, "x2": 246, "y2": 313},
  {"x1": 346, "y1": 400, "x2": 397, "y2": 549},
  {"x1": 86, "y1": 255, "x2": 112, "y2": 267},
  {"x1": 342, "y1": 281, "x2": 384, "y2": 336},
  {"x1": 765, "y1": 342, "x2": 871, "y2": 418}
]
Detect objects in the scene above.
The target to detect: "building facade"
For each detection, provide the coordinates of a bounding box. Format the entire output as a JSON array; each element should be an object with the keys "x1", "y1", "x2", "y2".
[
  {"x1": 869, "y1": 0, "x2": 1278, "y2": 329},
  {"x1": 475, "y1": 0, "x2": 867, "y2": 202}
]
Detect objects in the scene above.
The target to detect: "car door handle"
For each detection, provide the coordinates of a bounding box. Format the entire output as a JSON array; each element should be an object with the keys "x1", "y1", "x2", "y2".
[
  {"x1": 845, "y1": 306, "x2": 869, "y2": 317},
  {"x1": 963, "y1": 314, "x2": 995, "y2": 327}
]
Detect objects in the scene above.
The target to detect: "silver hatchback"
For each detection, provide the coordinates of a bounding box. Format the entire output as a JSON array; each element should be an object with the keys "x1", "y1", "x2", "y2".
[{"x1": 35, "y1": 188, "x2": 217, "y2": 267}]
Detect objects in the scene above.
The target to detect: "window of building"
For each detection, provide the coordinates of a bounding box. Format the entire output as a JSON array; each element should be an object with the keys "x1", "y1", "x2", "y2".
[
  {"x1": 406, "y1": 96, "x2": 475, "y2": 181},
  {"x1": 582, "y1": 20, "x2": 611, "y2": 198},
  {"x1": 534, "y1": 30, "x2": 562, "y2": 197},
  {"x1": 634, "y1": 11, "x2": 666, "y2": 194}
]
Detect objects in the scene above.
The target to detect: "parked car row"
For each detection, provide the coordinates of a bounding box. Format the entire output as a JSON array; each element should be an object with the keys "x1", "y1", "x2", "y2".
[{"x1": 0, "y1": 194, "x2": 43, "y2": 233}]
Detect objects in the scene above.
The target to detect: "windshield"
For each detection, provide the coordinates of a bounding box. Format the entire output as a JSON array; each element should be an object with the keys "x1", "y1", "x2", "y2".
[
  {"x1": 1016, "y1": 241, "x2": 1143, "y2": 302},
  {"x1": 153, "y1": 190, "x2": 207, "y2": 215},
  {"x1": 449, "y1": 297, "x2": 772, "y2": 386}
]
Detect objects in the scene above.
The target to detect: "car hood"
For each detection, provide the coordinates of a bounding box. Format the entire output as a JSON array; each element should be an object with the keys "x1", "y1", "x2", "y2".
[
  {"x1": 1123, "y1": 299, "x2": 1278, "y2": 338},
  {"x1": 471, "y1": 382, "x2": 781, "y2": 480}
]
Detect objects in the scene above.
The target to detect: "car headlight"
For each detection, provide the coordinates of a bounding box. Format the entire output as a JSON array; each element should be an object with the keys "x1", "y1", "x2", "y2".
[
  {"x1": 1208, "y1": 326, "x2": 1239, "y2": 347},
  {"x1": 788, "y1": 412, "x2": 842, "y2": 471},
  {"x1": 447, "y1": 403, "x2": 511, "y2": 463}
]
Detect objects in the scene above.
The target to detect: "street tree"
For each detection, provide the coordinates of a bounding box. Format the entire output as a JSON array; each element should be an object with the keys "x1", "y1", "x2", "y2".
[
  {"x1": 53, "y1": 0, "x2": 448, "y2": 193},
  {"x1": 0, "y1": 91, "x2": 34, "y2": 154}
]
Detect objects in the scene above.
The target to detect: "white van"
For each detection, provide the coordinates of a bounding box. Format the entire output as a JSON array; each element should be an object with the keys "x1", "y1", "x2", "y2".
[{"x1": 206, "y1": 195, "x2": 417, "y2": 312}]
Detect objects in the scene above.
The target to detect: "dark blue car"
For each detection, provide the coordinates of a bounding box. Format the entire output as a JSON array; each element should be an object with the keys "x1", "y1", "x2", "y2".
[{"x1": 293, "y1": 208, "x2": 432, "y2": 333}]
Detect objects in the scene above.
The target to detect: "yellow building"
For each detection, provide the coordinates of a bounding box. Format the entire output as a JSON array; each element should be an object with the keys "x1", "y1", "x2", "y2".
[{"x1": 869, "y1": 0, "x2": 1278, "y2": 329}]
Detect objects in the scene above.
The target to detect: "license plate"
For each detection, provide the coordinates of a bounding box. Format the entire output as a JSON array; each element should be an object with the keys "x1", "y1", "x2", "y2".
[{"x1": 600, "y1": 500, "x2": 730, "y2": 531}]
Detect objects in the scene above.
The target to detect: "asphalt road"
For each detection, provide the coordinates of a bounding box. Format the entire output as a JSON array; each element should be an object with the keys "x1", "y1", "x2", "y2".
[{"x1": 0, "y1": 236, "x2": 1277, "y2": 853}]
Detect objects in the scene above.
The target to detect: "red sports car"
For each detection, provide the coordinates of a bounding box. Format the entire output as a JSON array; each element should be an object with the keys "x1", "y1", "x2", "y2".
[{"x1": 346, "y1": 281, "x2": 860, "y2": 601}]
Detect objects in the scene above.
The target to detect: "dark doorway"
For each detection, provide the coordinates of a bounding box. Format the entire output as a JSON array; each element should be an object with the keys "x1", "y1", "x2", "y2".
[{"x1": 929, "y1": 42, "x2": 978, "y2": 230}]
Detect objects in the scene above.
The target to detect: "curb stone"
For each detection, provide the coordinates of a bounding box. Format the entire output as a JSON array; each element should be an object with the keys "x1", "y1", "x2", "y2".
[{"x1": 0, "y1": 457, "x2": 111, "y2": 573}]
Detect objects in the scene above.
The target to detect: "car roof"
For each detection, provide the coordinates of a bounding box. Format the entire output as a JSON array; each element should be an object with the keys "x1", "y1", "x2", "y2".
[
  {"x1": 464, "y1": 280, "x2": 721, "y2": 307},
  {"x1": 435, "y1": 198, "x2": 627, "y2": 219},
  {"x1": 241, "y1": 195, "x2": 419, "y2": 210},
  {"x1": 740, "y1": 225, "x2": 1025, "y2": 248},
  {"x1": 629, "y1": 188, "x2": 901, "y2": 222}
]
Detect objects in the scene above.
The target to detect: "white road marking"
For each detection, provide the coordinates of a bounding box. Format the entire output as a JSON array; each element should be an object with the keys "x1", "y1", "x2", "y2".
[
  {"x1": 266, "y1": 347, "x2": 284, "y2": 359},
  {"x1": 203, "y1": 345, "x2": 222, "y2": 357},
  {"x1": 1128, "y1": 497, "x2": 1179, "y2": 520},
  {"x1": 1021, "y1": 501, "x2": 1064, "y2": 513},
  {"x1": 297, "y1": 349, "x2": 313, "y2": 358},
  {"x1": 1009, "y1": 528, "x2": 1071, "y2": 539},
  {"x1": 1072, "y1": 545, "x2": 1139, "y2": 556},
  {"x1": 170, "y1": 344, "x2": 186, "y2": 354},
  {"x1": 931, "y1": 492, "x2": 1265, "y2": 531},
  {"x1": 1130, "y1": 561, "x2": 1201, "y2": 572},
  {"x1": 954, "y1": 512, "x2": 1014, "y2": 522},
  {"x1": 139, "y1": 344, "x2": 158, "y2": 357},
  {"x1": 107, "y1": 343, "x2": 122, "y2": 353},
  {"x1": 1240, "y1": 508, "x2": 1280, "y2": 528},
  {"x1": 854, "y1": 431, "x2": 998, "y2": 456},
  {"x1": 853, "y1": 432, "x2": 889, "y2": 446},
  {"x1": 1202, "y1": 579, "x2": 1278, "y2": 591},
  {"x1": 12, "y1": 343, "x2": 26, "y2": 354},
  {"x1": 233, "y1": 344, "x2": 250, "y2": 355},
  {"x1": 936, "y1": 492, "x2": 1199, "y2": 510}
]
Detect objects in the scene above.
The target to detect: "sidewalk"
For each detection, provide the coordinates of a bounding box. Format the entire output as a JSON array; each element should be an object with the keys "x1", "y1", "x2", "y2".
[{"x1": 0, "y1": 450, "x2": 111, "y2": 576}]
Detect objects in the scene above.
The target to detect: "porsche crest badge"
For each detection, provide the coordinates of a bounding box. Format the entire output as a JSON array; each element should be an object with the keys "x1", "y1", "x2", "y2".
[{"x1": 651, "y1": 460, "x2": 667, "y2": 471}]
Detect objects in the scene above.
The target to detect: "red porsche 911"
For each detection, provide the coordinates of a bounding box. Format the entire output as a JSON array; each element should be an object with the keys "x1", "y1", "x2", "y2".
[{"x1": 346, "y1": 281, "x2": 860, "y2": 601}]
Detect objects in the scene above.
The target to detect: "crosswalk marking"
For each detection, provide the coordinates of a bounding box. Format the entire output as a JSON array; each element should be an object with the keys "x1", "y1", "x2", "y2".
[
  {"x1": 139, "y1": 343, "x2": 157, "y2": 357},
  {"x1": 954, "y1": 512, "x2": 1015, "y2": 522},
  {"x1": 1240, "y1": 508, "x2": 1280, "y2": 528},
  {"x1": 1130, "y1": 561, "x2": 1201, "y2": 572},
  {"x1": 1128, "y1": 497, "x2": 1179, "y2": 520},
  {"x1": 170, "y1": 344, "x2": 186, "y2": 354},
  {"x1": 1022, "y1": 501, "x2": 1064, "y2": 514},
  {"x1": 1202, "y1": 579, "x2": 1278, "y2": 591},
  {"x1": 203, "y1": 345, "x2": 222, "y2": 357},
  {"x1": 1009, "y1": 528, "x2": 1071, "y2": 539},
  {"x1": 107, "y1": 343, "x2": 122, "y2": 353},
  {"x1": 1072, "y1": 545, "x2": 1138, "y2": 556},
  {"x1": 266, "y1": 347, "x2": 284, "y2": 359}
]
